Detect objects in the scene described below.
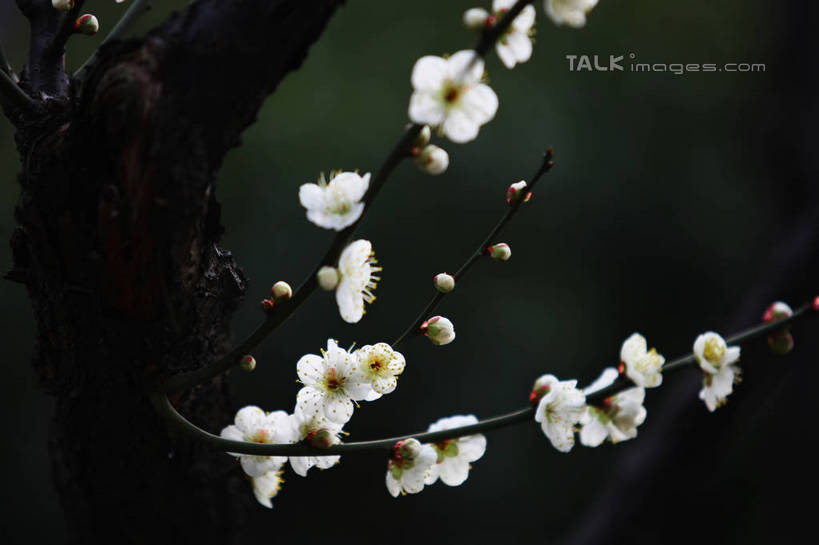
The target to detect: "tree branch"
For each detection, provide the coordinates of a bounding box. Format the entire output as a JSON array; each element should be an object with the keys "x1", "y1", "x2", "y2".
[{"x1": 155, "y1": 298, "x2": 817, "y2": 456}]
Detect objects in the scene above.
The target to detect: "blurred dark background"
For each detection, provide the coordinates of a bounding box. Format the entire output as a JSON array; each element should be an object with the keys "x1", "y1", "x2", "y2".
[{"x1": 1, "y1": 1, "x2": 818, "y2": 543}]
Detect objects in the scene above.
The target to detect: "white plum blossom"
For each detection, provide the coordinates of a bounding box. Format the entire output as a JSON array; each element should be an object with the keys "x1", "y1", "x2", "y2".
[
  {"x1": 408, "y1": 50, "x2": 498, "y2": 143},
  {"x1": 693, "y1": 332, "x2": 741, "y2": 412},
  {"x1": 425, "y1": 415, "x2": 487, "y2": 486},
  {"x1": 620, "y1": 333, "x2": 665, "y2": 388},
  {"x1": 385, "y1": 439, "x2": 438, "y2": 497},
  {"x1": 296, "y1": 339, "x2": 373, "y2": 424},
  {"x1": 580, "y1": 369, "x2": 647, "y2": 447},
  {"x1": 492, "y1": 0, "x2": 536, "y2": 69},
  {"x1": 288, "y1": 405, "x2": 344, "y2": 477},
  {"x1": 533, "y1": 374, "x2": 586, "y2": 452},
  {"x1": 299, "y1": 171, "x2": 370, "y2": 231},
  {"x1": 544, "y1": 0, "x2": 598, "y2": 28},
  {"x1": 220, "y1": 406, "x2": 297, "y2": 477},
  {"x1": 351, "y1": 343, "x2": 406, "y2": 401},
  {"x1": 335, "y1": 240, "x2": 381, "y2": 323},
  {"x1": 251, "y1": 470, "x2": 284, "y2": 509}
]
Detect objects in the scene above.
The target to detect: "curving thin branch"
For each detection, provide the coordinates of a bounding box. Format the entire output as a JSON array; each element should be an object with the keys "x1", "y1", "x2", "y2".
[
  {"x1": 154, "y1": 299, "x2": 817, "y2": 456},
  {"x1": 0, "y1": 66, "x2": 38, "y2": 115},
  {"x1": 393, "y1": 148, "x2": 554, "y2": 347},
  {"x1": 161, "y1": 0, "x2": 538, "y2": 393}
]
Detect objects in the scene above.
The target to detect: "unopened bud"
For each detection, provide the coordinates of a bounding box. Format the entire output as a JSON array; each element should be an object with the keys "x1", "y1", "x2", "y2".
[
  {"x1": 317, "y1": 266, "x2": 339, "y2": 291},
  {"x1": 433, "y1": 273, "x2": 455, "y2": 293},
  {"x1": 487, "y1": 243, "x2": 511, "y2": 261},
  {"x1": 814, "y1": 295, "x2": 819, "y2": 312},
  {"x1": 463, "y1": 8, "x2": 490, "y2": 29},
  {"x1": 52, "y1": 0, "x2": 75, "y2": 10},
  {"x1": 393, "y1": 438, "x2": 423, "y2": 461},
  {"x1": 529, "y1": 375, "x2": 553, "y2": 405},
  {"x1": 260, "y1": 298, "x2": 275, "y2": 313},
  {"x1": 414, "y1": 125, "x2": 432, "y2": 149},
  {"x1": 271, "y1": 281, "x2": 292, "y2": 300},
  {"x1": 415, "y1": 145, "x2": 449, "y2": 175},
  {"x1": 763, "y1": 301, "x2": 795, "y2": 355},
  {"x1": 506, "y1": 180, "x2": 531, "y2": 205},
  {"x1": 763, "y1": 301, "x2": 793, "y2": 323},
  {"x1": 74, "y1": 14, "x2": 99, "y2": 35},
  {"x1": 240, "y1": 355, "x2": 256, "y2": 372},
  {"x1": 421, "y1": 316, "x2": 455, "y2": 346},
  {"x1": 308, "y1": 428, "x2": 334, "y2": 449}
]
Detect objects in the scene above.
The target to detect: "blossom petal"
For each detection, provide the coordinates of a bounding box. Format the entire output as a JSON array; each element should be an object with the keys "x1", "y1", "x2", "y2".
[
  {"x1": 461, "y1": 84, "x2": 498, "y2": 125},
  {"x1": 296, "y1": 354, "x2": 325, "y2": 386},
  {"x1": 411, "y1": 56, "x2": 449, "y2": 91},
  {"x1": 409, "y1": 91, "x2": 446, "y2": 125},
  {"x1": 447, "y1": 50, "x2": 484, "y2": 86},
  {"x1": 439, "y1": 458, "x2": 470, "y2": 487}
]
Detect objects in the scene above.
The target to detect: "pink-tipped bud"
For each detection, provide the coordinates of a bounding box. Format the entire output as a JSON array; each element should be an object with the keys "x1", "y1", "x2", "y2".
[
  {"x1": 260, "y1": 298, "x2": 275, "y2": 313},
  {"x1": 433, "y1": 273, "x2": 455, "y2": 293},
  {"x1": 421, "y1": 316, "x2": 455, "y2": 346},
  {"x1": 271, "y1": 281, "x2": 292, "y2": 301},
  {"x1": 463, "y1": 8, "x2": 490, "y2": 29},
  {"x1": 413, "y1": 125, "x2": 432, "y2": 150},
  {"x1": 763, "y1": 301, "x2": 793, "y2": 323},
  {"x1": 506, "y1": 180, "x2": 531, "y2": 205},
  {"x1": 308, "y1": 428, "x2": 334, "y2": 449},
  {"x1": 52, "y1": 0, "x2": 75, "y2": 10},
  {"x1": 240, "y1": 355, "x2": 256, "y2": 372},
  {"x1": 415, "y1": 145, "x2": 449, "y2": 175},
  {"x1": 393, "y1": 438, "x2": 423, "y2": 462},
  {"x1": 487, "y1": 243, "x2": 511, "y2": 261},
  {"x1": 74, "y1": 14, "x2": 99, "y2": 35},
  {"x1": 813, "y1": 296, "x2": 819, "y2": 312},
  {"x1": 529, "y1": 376, "x2": 552, "y2": 405}
]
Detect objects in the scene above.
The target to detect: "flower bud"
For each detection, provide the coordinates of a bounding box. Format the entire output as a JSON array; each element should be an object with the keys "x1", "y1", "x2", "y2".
[
  {"x1": 763, "y1": 301, "x2": 793, "y2": 323},
  {"x1": 487, "y1": 242, "x2": 511, "y2": 261},
  {"x1": 260, "y1": 298, "x2": 275, "y2": 313},
  {"x1": 433, "y1": 273, "x2": 455, "y2": 293},
  {"x1": 271, "y1": 280, "x2": 292, "y2": 300},
  {"x1": 308, "y1": 428, "x2": 334, "y2": 449},
  {"x1": 415, "y1": 145, "x2": 449, "y2": 175},
  {"x1": 52, "y1": 0, "x2": 74, "y2": 10},
  {"x1": 463, "y1": 8, "x2": 490, "y2": 29},
  {"x1": 393, "y1": 438, "x2": 423, "y2": 461},
  {"x1": 421, "y1": 316, "x2": 455, "y2": 346},
  {"x1": 506, "y1": 180, "x2": 531, "y2": 205},
  {"x1": 414, "y1": 125, "x2": 432, "y2": 148},
  {"x1": 74, "y1": 14, "x2": 99, "y2": 35},
  {"x1": 529, "y1": 375, "x2": 552, "y2": 405},
  {"x1": 813, "y1": 295, "x2": 819, "y2": 312},
  {"x1": 767, "y1": 332, "x2": 794, "y2": 355},
  {"x1": 317, "y1": 266, "x2": 339, "y2": 291},
  {"x1": 240, "y1": 355, "x2": 256, "y2": 372}
]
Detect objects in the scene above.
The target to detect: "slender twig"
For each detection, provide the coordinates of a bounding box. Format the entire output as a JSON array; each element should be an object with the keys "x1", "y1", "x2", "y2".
[
  {"x1": 154, "y1": 299, "x2": 817, "y2": 455},
  {"x1": 0, "y1": 42, "x2": 13, "y2": 76},
  {"x1": 0, "y1": 66, "x2": 38, "y2": 114},
  {"x1": 161, "y1": 0, "x2": 537, "y2": 393},
  {"x1": 74, "y1": 0, "x2": 152, "y2": 76},
  {"x1": 393, "y1": 148, "x2": 554, "y2": 347}
]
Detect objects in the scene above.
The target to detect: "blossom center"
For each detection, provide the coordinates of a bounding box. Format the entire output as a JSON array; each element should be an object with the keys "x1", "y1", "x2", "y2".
[
  {"x1": 323, "y1": 368, "x2": 345, "y2": 391},
  {"x1": 248, "y1": 428, "x2": 270, "y2": 443},
  {"x1": 703, "y1": 338, "x2": 725, "y2": 365}
]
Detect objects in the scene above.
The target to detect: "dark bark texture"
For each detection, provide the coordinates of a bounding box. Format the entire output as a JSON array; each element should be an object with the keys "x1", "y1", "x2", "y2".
[{"x1": 4, "y1": 1, "x2": 344, "y2": 543}]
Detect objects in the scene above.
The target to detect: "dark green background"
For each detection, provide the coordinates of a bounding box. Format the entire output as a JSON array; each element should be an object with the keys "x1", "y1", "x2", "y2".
[{"x1": 1, "y1": 1, "x2": 817, "y2": 543}]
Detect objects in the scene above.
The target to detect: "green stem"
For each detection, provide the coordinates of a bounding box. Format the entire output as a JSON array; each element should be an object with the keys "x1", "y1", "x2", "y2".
[{"x1": 155, "y1": 299, "x2": 817, "y2": 455}]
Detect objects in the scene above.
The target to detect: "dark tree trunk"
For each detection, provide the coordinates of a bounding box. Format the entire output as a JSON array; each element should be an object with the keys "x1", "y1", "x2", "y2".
[{"x1": 4, "y1": 1, "x2": 344, "y2": 543}]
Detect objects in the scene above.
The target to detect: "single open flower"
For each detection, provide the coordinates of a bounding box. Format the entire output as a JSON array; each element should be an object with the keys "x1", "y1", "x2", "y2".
[
  {"x1": 351, "y1": 343, "x2": 406, "y2": 401},
  {"x1": 533, "y1": 374, "x2": 586, "y2": 452},
  {"x1": 385, "y1": 439, "x2": 438, "y2": 497},
  {"x1": 543, "y1": 0, "x2": 599, "y2": 28},
  {"x1": 299, "y1": 171, "x2": 370, "y2": 231},
  {"x1": 693, "y1": 332, "x2": 741, "y2": 412},
  {"x1": 296, "y1": 339, "x2": 373, "y2": 424},
  {"x1": 425, "y1": 415, "x2": 487, "y2": 487},
  {"x1": 409, "y1": 50, "x2": 499, "y2": 143},
  {"x1": 220, "y1": 406, "x2": 297, "y2": 477},
  {"x1": 580, "y1": 372, "x2": 647, "y2": 448},
  {"x1": 335, "y1": 240, "x2": 381, "y2": 323},
  {"x1": 288, "y1": 404, "x2": 344, "y2": 477},
  {"x1": 251, "y1": 470, "x2": 284, "y2": 509},
  {"x1": 620, "y1": 333, "x2": 664, "y2": 388}
]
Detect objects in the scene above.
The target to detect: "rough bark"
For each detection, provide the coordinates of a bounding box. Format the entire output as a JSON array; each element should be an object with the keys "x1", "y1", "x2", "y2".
[{"x1": 4, "y1": 1, "x2": 344, "y2": 543}]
